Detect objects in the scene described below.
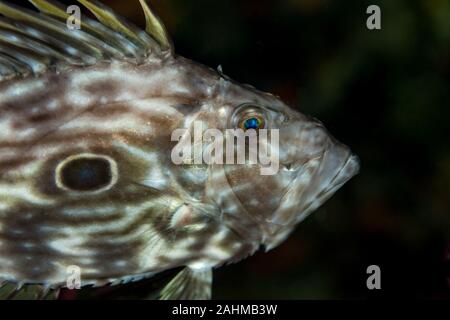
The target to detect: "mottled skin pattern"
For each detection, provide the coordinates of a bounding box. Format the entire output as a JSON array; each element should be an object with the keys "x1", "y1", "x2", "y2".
[{"x1": 0, "y1": 1, "x2": 359, "y2": 296}]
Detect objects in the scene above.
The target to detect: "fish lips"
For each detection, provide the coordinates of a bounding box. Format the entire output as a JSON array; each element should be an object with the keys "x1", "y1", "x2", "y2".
[{"x1": 262, "y1": 142, "x2": 360, "y2": 250}]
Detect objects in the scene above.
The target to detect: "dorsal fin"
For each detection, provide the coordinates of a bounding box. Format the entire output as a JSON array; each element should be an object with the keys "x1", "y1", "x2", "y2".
[
  {"x1": 0, "y1": 281, "x2": 58, "y2": 300},
  {"x1": 29, "y1": 0, "x2": 140, "y2": 57},
  {"x1": 139, "y1": 0, "x2": 172, "y2": 51},
  {"x1": 0, "y1": 0, "x2": 173, "y2": 81},
  {"x1": 77, "y1": 0, "x2": 148, "y2": 47}
]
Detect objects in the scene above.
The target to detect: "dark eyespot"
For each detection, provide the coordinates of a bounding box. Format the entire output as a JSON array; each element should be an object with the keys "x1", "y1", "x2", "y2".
[{"x1": 56, "y1": 154, "x2": 117, "y2": 192}]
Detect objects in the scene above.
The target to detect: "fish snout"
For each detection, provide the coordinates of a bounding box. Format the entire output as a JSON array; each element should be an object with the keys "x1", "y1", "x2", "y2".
[{"x1": 294, "y1": 141, "x2": 360, "y2": 224}]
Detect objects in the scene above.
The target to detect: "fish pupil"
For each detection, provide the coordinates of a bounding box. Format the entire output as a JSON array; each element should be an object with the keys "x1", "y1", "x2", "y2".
[
  {"x1": 60, "y1": 158, "x2": 112, "y2": 192},
  {"x1": 244, "y1": 117, "x2": 260, "y2": 130}
]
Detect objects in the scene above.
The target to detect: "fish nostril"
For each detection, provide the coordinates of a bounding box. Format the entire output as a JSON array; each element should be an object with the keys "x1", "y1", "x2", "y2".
[{"x1": 283, "y1": 162, "x2": 299, "y2": 172}]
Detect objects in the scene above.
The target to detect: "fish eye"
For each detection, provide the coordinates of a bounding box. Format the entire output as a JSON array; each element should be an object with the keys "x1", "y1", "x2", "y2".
[
  {"x1": 55, "y1": 154, "x2": 118, "y2": 193},
  {"x1": 234, "y1": 105, "x2": 267, "y2": 131}
]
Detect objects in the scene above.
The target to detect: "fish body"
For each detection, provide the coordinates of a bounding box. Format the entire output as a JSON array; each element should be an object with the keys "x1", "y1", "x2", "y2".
[{"x1": 0, "y1": 0, "x2": 359, "y2": 299}]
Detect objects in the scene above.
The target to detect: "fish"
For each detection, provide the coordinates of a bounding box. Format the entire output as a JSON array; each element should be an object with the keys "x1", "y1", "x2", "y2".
[{"x1": 0, "y1": 0, "x2": 359, "y2": 299}]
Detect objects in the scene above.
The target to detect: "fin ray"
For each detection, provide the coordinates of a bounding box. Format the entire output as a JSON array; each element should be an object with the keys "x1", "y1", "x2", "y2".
[
  {"x1": 0, "y1": 0, "x2": 173, "y2": 80},
  {"x1": 29, "y1": 0, "x2": 135, "y2": 58},
  {"x1": 0, "y1": 41, "x2": 49, "y2": 73},
  {"x1": 139, "y1": 0, "x2": 172, "y2": 52},
  {"x1": 0, "y1": 27, "x2": 80, "y2": 64},
  {"x1": 77, "y1": 0, "x2": 148, "y2": 48},
  {"x1": 159, "y1": 267, "x2": 212, "y2": 300},
  {"x1": 0, "y1": 2, "x2": 107, "y2": 61},
  {"x1": 0, "y1": 281, "x2": 58, "y2": 300}
]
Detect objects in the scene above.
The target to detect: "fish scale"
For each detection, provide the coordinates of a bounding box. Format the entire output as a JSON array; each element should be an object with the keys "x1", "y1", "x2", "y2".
[{"x1": 0, "y1": 0, "x2": 359, "y2": 299}]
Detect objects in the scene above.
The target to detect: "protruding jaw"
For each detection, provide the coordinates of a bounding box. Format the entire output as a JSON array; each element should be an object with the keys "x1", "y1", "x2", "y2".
[{"x1": 262, "y1": 119, "x2": 360, "y2": 250}]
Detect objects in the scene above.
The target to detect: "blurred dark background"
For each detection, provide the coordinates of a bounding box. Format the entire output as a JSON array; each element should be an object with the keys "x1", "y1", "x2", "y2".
[{"x1": 63, "y1": 0, "x2": 449, "y2": 298}]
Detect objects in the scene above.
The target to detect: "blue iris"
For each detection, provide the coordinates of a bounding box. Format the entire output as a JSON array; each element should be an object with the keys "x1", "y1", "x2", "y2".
[{"x1": 244, "y1": 117, "x2": 260, "y2": 130}]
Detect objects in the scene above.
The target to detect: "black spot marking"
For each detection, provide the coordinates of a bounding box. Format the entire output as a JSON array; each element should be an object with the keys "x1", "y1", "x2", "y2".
[{"x1": 59, "y1": 157, "x2": 112, "y2": 192}]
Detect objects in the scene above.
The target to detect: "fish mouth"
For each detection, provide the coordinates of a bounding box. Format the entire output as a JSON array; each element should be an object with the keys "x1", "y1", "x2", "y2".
[
  {"x1": 263, "y1": 143, "x2": 359, "y2": 250},
  {"x1": 270, "y1": 142, "x2": 360, "y2": 227},
  {"x1": 294, "y1": 143, "x2": 360, "y2": 224},
  {"x1": 330, "y1": 153, "x2": 360, "y2": 189}
]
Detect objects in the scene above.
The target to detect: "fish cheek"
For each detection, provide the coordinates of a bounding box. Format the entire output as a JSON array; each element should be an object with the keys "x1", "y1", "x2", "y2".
[{"x1": 224, "y1": 165, "x2": 285, "y2": 219}]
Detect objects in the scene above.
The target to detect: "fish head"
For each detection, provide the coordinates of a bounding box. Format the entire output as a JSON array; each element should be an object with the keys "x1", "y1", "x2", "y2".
[{"x1": 199, "y1": 78, "x2": 360, "y2": 251}]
